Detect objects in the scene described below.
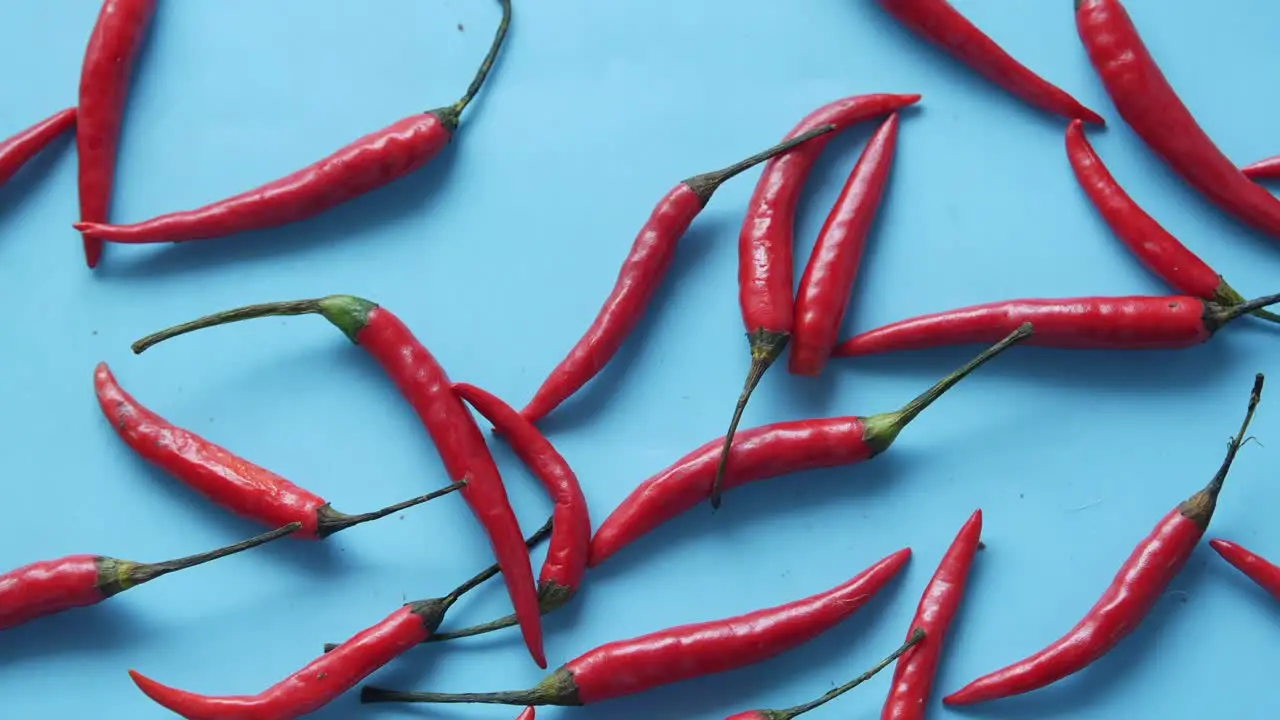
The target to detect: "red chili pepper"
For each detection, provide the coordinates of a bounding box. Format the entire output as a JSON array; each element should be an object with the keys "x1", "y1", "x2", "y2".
[
  {"x1": 0, "y1": 108, "x2": 76, "y2": 189},
  {"x1": 1076, "y1": 0, "x2": 1280, "y2": 237},
  {"x1": 945, "y1": 374, "x2": 1263, "y2": 706},
  {"x1": 95, "y1": 362, "x2": 465, "y2": 539},
  {"x1": 361, "y1": 549, "x2": 911, "y2": 707},
  {"x1": 518, "y1": 125, "x2": 837, "y2": 426},
  {"x1": 590, "y1": 326, "x2": 1029, "y2": 568},
  {"x1": 1209, "y1": 539, "x2": 1280, "y2": 602},
  {"x1": 720, "y1": 92, "x2": 921, "y2": 509},
  {"x1": 1241, "y1": 156, "x2": 1280, "y2": 181},
  {"x1": 132, "y1": 295, "x2": 549, "y2": 668},
  {"x1": 789, "y1": 113, "x2": 901, "y2": 378},
  {"x1": 1066, "y1": 120, "x2": 1280, "y2": 323},
  {"x1": 517, "y1": 709, "x2": 535, "y2": 720},
  {"x1": 832, "y1": 293, "x2": 1280, "y2": 358},
  {"x1": 876, "y1": 0, "x2": 1102, "y2": 124},
  {"x1": 726, "y1": 630, "x2": 924, "y2": 720},
  {"x1": 74, "y1": 0, "x2": 510, "y2": 247},
  {"x1": 76, "y1": 0, "x2": 157, "y2": 268},
  {"x1": 882, "y1": 510, "x2": 983, "y2": 720},
  {"x1": 1, "y1": 523, "x2": 300, "y2": 631}
]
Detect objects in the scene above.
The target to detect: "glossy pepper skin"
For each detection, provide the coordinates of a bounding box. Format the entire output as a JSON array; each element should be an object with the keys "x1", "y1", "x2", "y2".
[
  {"x1": 591, "y1": 326, "x2": 1029, "y2": 568},
  {"x1": 74, "y1": 0, "x2": 511, "y2": 247},
  {"x1": 1241, "y1": 156, "x2": 1280, "y2": 181},
  {"x1": 833, "y1": 293, "x2": 1280, "y2": 357},
  {"x1": 361, "y1": 549, "x2": 911, "y2": 707},
  {"x1": 519, "y1": 126, "x2": 835, "y2": 426},
  {"x1": 790, "y1": 113, "x2": 901, "y2": 377},
  {"x1": 0, "y1": 108, "x2": 76, "y2": 189},
  {"x1": 1210, "y1": 539, "x2": 1280, "y2": 602},
  {"x1": 1076, "y1": 0, "x2": 1280, "y2": 238},
  {"x1": 1, "y1": 524, "x2": 300, "y2": 631},
  {"x1": 132, "y1": 295, "x2": 547, "y2": 669},
  {"x1": 945, "y1": 375, "x2": 1263, "y2": 706},
  {"x1": 876, "y1": 0, "x2": 1102, "y2": 124},
  {"x1": 882, "y1": 511, "x2": 983, "y2": 720},
  {"x1": 77, "y1": 0, "x2": 156, "y2": 268}
]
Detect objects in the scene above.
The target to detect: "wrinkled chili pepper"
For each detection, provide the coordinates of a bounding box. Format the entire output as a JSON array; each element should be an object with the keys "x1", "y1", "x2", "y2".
[
  {"x1": 77, "y1": 0, "x2": 156, "y2": 268},
  {"x1": 945, "y1": 374, "x2": 1263, "y2": 706},
  {"x1": 1210, "y1": 539, "x2": 1280, "y2": 602},
  {"x1": 1, "y1": 523, "x2": 300, "y2": 631},
  {"x1": 519, "y1": 125, "x2": 837, "y2": 426},
  {"x1": 0, "y1": 108, "x2": 76, "y2": 189},
  {"x1": 719, "y1": 92, "x2": 921, "y2": 509},
  {"x1": 1241, "y1": 156, "x2": 1280, "y2": 182},
  {"x1": 590, "y1": 325, "x2": 1029, "y2": 567},
  {"x1": 727, "y1": 629, "x2": 924, "y2": 720},
  {"x1": 74, "y1": 0, "x2": 511, "y2": 247},
  {"x1": 95, "y1": 362, "x2": 466, "y2": 539},
  {"x1": 361, "y1": 549, "x2": 911, "y2": 707},
  {"x1": 882, "y1": 510, "x2": 982, "y2": 720},
  {"x1": 833, "y1": 293, "x2": 1280, "y2": 357},
  {"x1": 133, "y1": 295, "x2": 549, "y2": 668},
  {"x1": 789, "y1": 113, "x2": 901, "y2": 378},
  {"x1": 128, "y1": 535, "x2": 525, "y2": 720},
  {"x1": 1076, "y1": 0, "x2": 1280, "y2": 237},
  {"x1": 877, "y1": 0, "x2": 1102, "y2": 124},
  {"x1": 1066, "y1": 120, "x2": 1280, "y2": 323}
]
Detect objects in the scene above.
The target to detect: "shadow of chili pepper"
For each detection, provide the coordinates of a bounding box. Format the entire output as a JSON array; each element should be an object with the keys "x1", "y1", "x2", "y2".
[{"x1": 0, "y1": 602, "x2": 144, "y2": 663}]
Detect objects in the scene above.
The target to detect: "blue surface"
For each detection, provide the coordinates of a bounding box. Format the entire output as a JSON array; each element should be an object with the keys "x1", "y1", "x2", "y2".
[{"x1": 3, "y1": 1, "x2": 1279, "y2": 718}]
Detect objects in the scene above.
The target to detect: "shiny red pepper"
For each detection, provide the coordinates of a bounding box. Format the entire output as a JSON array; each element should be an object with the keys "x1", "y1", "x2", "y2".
[
  {"x1": 76, "y1": 0, "x2": 156, "y2": 268},
  {"x1": 0, "y1": 108, "x2": 76, "y2": 189},
  {"x1": 361, "y1": 549, "x2": 911, "y2": 707},
  {"x1": 1241, "y1": 156, "x2": 1280, "y2": 181},
  {"x1": 74, "y1": 0, "x2": 510, "y2": 248},
  {"x1": 1210, "y1": 539, "x2": 1280, "y2": 602},
  {"x1": 133, "y1": 295, "x2": 548, "y2": 668}
]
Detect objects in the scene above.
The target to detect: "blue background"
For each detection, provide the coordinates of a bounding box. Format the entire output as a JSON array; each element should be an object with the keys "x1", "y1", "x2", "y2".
[{"x1": 2, "y1": 1, "x2": 1278, "y2": 718}]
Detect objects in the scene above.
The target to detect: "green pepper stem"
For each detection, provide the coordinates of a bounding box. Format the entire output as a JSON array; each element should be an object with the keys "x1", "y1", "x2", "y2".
[
  {"x1": 129, "y1": 522, "x2": 303, "y2": 585},
  {"x1": 769, "y1": 628, "x2": 926, "y2": 720},
  {"x1": 1179, "y1": 373, "x2": 1265, "y2": 527},
  {"x1": 446, "y1": 0, "x2": 512, "y2": 122},
  {"x1": 316, "y1": 480, "x2": 467, "y2": 538},
  {"x1": 684, "y1": 125, "x2": 836, "y2": 204}
]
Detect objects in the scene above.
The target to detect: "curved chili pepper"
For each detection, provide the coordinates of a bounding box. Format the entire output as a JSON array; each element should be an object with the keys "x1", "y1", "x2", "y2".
[
  {"x1": 789, "y1": 113, "x2": 901, "y2": 378},
  {"x1": 1209, "y1": 539, "x2": 1280, "y2": 602},
  {"x1": 95, "y1": 362, "x2": 465, "y2": 539},
  {"x1": 1076, "y1": 0, "x2": 1280, "y2": 237},
  {"x1": 832, "y1": 293, "x2": 1280, "y2": 357},
  {"x1": 1066, "y1": 120, "x2": 1280, "y2": 324},
  {"x1": 1241, "y1": 156, "x2": 1280, "y2": 182},
  {"x1": 719, "y1": 92, "x2": 921, "y2": 509},
  {"x1": 76, "y1": 0, "x2": 156, "y2": 268},
  {"x1": 877, "y1": 0, "x2": 1102, "y2": 124},
  {"x1": 0, "y1": 108, "x2": 76, "y2": 189},
  {"x1": 132, "y1": 295, "x2": 548, "y2": 668},
  {"x1": 727, "y1": 629, "x2": 924, "y2": 720},
  {"x1": 945, "y1": 374, "x2": 1264, "y2": 706},
  {"x1": 590, "y1": 325, "x2": 1029, "y2": 568},
  {"x1": 519, "y1": 125, "x2": 836, "y2": 426},
  {"x1": 128, "y1": 542, "x2": 511, "y2": 719},
  {"x1": 74, "y1": 0, "x2": 510, "y2": 247},
  {"x1": 882, "y1": 510, "x2": 982, "y2": 720},
  {"x1": 361, "y1": 549, "x2": 911, "y2": 707},
  {"x1": 1, "y1": 523, "x2": 300, "y2": 631}
]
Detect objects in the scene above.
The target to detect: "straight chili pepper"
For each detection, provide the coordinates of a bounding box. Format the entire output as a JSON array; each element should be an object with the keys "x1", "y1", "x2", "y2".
[
  {"x1": 720, "y1": 92, "x2": 921, "y2": 509},
  {"x1": 591, "y1": 325, "x2": 1029, "y2": 568},
  {"x1": 1241, "y1": 156, "x2": 1280, "y2": 182},
  {"x1": 361, "y1": 549, "x2": 911, "y2": 707},
  {"x1": 132, "y1": 295, "x2": 549, "y2": 668},
  {"x1": 876, "y1": 0, "x2": 1102, "y2": 124},
  {"x1": 1076, "y1": 0, "x2": 1280, "y2": 238},
  {"x1": 519, "y1": 124, "x2": 837, "y2": 426},
  {"x1": 945, "y1": 374, "x2": 1264, "y2": 706},
  {"x1": 95, "y1": 362, "x2": 466, "y2": 539},
  {"x1": 1, "y1": 522, "x2": 300, "y2": 631},
  {"x1": 74, "y1": 0, "x2": 511, "y2": 247},
  {"x1": 0, "y1": 108, "x2": 76, "y2": 189},
  {"x1": 833, "y1": 292, "x2": 1280, "y2": 358},
  {"x1": 76, "y1": 0, "x2": 157, "y2": 268},
  {"x1": 517, "y1": 709, "x2": 535, "y2": 720},
  {"x1": 1209, "y1": 539, "x2": 1280, "y2": 602},
  {"x1": 1066, "y1": 120, "x2": 1280, "y2": 323},
  {"x1": 727, "y1": 629, "x2": 924, "y2": 720},
  {"x1": 882, "y1": 510, "x2": 983, "y2": 720},
  {"x1": 789, "y1": 113, "x2": 901, "y2": 378}
]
